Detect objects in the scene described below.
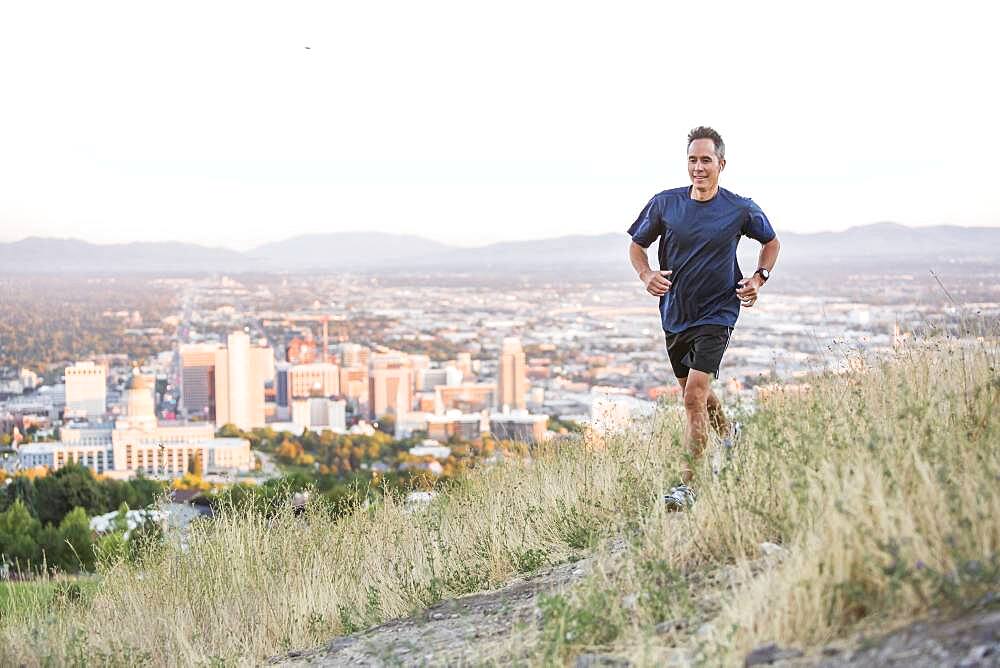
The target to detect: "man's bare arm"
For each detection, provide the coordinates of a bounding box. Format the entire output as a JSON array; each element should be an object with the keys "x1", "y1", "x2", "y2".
[
  {"x1": 756, "y1": 237, "x2": 780, "y2": 273},
  {"x1": 629, "y1": 241, "x2": 672, "y2": 297},
  {"x1": 736, "y1": 236, "x2": 781, "y2": 306}
]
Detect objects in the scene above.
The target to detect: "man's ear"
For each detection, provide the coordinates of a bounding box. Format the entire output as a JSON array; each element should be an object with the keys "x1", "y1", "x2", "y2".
[{"x1": 719, "y1": 158, "x2": 726, "y2": 172}]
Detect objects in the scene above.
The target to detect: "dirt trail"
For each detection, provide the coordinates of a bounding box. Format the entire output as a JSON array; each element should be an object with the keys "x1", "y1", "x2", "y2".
[
  {"x1": 270, "y1": 553, "x2": 1000, "y2": 667},
  {"x1": 270, "y1": 558, "x2": 593, "y2": 667}
]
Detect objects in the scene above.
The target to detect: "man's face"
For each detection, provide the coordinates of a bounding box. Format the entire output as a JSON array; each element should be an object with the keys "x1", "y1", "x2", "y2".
[{"x1": 687, "y1": 138, "x2": 725, "y2": 191}]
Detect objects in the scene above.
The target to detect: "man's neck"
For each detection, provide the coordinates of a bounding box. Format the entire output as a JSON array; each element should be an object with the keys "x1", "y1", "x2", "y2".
[{"x1": 689, "y1": 184, "x2": 719, "y2": 202}]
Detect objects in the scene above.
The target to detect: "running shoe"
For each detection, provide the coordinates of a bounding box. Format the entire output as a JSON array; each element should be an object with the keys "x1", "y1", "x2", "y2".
[
  {"x1": 663, "y1": 484, "x2": 696, "y2": 511},
  {"x1": 722, "y1": 420, "x2": 742, "y2": 454}
]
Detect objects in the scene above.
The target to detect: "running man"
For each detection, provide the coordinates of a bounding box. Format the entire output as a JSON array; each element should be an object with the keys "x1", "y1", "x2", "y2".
[{"x1": 627, "y1": 126, "x2": 780, "y2": 509}]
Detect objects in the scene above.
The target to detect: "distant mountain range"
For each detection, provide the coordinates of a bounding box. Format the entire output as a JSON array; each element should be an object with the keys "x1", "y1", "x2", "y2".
[{"x1": 2, "y1": 223, "x2": 999, "y2": 275}]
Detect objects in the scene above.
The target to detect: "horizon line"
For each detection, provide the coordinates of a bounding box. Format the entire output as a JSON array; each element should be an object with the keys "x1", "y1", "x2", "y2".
[{"x1": 5, "y1": 220, "x2": 1000, "y2": 253}]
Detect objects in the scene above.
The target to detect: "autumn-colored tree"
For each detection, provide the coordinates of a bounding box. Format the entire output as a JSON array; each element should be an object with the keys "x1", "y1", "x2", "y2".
[{"x1": 275, "y1": 439, "x2": 304, "y2": 464}]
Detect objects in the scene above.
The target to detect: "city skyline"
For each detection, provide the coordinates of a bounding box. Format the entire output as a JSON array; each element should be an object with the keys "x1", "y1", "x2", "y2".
[{"x1": 2, "y1": 3, "x2": 998, "y2": 249}]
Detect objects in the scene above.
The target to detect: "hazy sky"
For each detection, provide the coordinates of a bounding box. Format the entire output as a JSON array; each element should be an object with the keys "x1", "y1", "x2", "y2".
[{"x1": 1, "y1": 1, "x2": 997, "y2": 250}]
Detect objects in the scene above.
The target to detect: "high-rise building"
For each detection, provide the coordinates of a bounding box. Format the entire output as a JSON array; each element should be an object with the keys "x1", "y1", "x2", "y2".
[
  {"x1": 291, "y1": 397, "x2": 347, "y2": 431},
  {"x1": 417, "y1": 366, "x2": 463, "y2": 392},
  {"x1": 214, "y1": 332, "x2": 272, "y2": 430},
  {"x1": 408, "y1": 354, "x2": 430, "y2": 391},
  {"x1": 339, "y1": 366, "x2": 369, "y2": 406},
  {"x1": 497, "y1": 337, "x2": 527, "y2": 411},
  {"x1": 289, "y1": 363, "x2": 340, "y2": 399},
  {"x1": 369, "y1": 353, "x2": 413, "y2": 419},
  {"x1": 435, "y1": 383, "x2": 497, "y2": 413},
  {"x1": 64, "y1": 361, "x2": 106, "y2": 418},
  {"x1": 275, "y1": 362, "x2": 291, "y2": 408},
  {"x1": 340, "y1": 343, "x2": 370, "y2": 368},
  {"x1": 180, "y1": 343, "x2": 223, "y2": 420}
]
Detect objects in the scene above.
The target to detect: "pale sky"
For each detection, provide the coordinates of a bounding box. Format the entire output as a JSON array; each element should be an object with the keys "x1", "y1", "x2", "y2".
[{"x1": 1, "y1": 1, "x2": 997, "y2": 250}]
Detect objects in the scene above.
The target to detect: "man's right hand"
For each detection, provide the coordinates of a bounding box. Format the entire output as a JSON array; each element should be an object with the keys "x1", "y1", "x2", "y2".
[{"x1": 640, "y1": 269, "x2": 672, "y2": 297}]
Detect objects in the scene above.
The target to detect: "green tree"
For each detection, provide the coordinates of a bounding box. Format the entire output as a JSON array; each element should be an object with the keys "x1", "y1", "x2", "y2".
[
  {"x1": 0, "y1": 476, "x2": 37, "y2": 515},
  {"x1": 128, "y1": 474, "x2": 165, "y2": 508},
  {"x1": 34, "y1": 464, "x2": 105, "y2": 525},
  {"x1": 375, "y1": 414, "x2": 396, "y2": 435},
  {"x1": 216, "y1": 423, "x2": 244, "y2": 438},
  {"x1": 0, "y1": 500, "x2": 41, "y2": 568},
  {"x1": 58, "y1": 507, "x2": 95, "y2": 572},
  {"x1": 37, "y1": 524, "x2": 64, "y2": 571},
  {"x1": 103, "y1": 479, "x2": 141, "y2": 511}
]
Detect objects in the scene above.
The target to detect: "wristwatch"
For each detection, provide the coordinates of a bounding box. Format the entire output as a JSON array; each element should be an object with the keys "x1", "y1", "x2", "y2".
[{"x1": 753, "y1": 267, "x2": 770, "y2": 283}]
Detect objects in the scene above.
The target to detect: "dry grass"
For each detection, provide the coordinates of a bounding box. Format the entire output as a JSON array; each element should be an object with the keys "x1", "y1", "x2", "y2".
[
  {"x1": 542, "y1": 332, "x2": 1000, "y2": 664},
  {"x1": 1, "y1": 332, "x2": 997, "y2": 666}
]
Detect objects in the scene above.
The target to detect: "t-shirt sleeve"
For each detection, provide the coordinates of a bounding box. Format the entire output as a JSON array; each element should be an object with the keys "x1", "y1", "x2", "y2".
[
  {"x1": 741, "y1": 200, "x2": 776, "y2": 243},
  {"x1": 626, "y1": 195, "x2": 664, "y2": 248}
]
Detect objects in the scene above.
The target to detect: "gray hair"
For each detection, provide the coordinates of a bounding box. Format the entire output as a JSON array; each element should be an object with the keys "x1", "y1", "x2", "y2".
[{"x1": 687, "y1": 126, "x2": 725, "y2": 161}]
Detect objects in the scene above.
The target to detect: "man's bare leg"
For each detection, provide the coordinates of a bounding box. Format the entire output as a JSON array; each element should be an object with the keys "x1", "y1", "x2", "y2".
[
  {"x1": 677, "y1": 375, "x2": 729, "y2": 439},
  {"x1": 678, "y1": 370, "x2": 714, "y2": 483}
]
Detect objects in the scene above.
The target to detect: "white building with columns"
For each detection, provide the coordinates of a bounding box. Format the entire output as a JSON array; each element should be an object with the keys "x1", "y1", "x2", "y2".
[{"x1": 18, "y1": 372, "x2": 251, "y2": 478}]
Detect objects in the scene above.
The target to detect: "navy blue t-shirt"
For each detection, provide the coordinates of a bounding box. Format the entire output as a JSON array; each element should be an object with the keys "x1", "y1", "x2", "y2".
[{"x1": 627, "y1": 186, "x2": 775, "y2": 334}]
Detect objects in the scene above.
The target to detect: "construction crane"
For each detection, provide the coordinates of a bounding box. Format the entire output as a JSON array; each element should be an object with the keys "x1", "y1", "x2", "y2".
[{"x1": 260, "y1": 314, "x2": 348, "y2": 363}]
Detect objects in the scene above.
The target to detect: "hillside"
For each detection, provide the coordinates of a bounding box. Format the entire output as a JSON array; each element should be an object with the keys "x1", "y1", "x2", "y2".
[{"x1": 0, "y1": 331, "x2": 997, "y2": 665}]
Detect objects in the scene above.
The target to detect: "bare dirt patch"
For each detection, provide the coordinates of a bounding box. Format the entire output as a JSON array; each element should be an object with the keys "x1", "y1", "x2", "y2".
[{"x1": 270, "y1": 558, "x2": 593, "y2": 666}]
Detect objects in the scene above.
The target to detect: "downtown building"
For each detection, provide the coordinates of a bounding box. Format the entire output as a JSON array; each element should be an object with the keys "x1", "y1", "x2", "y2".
[
  {"x1": 368, "y1": 352, "x2": 413, "y2": 419},
  {"x1": 179, "y1": 332, "x2": 274, "y2": 430},
  {"x1": 497, "y1": 337, "x2": 528, "y2": 411},
  {"x1": 18, "y1": 372, "x2": 251, "y2": 478},
  {"x1": 288, "y1": 362, "x2": 340, "y2": 400},
  {"x1": 64, "y1": 361, "x2": 107, "y2": 419},
  {"x1": 179, "y1": 343, "x2": 223, "y2": 420}
]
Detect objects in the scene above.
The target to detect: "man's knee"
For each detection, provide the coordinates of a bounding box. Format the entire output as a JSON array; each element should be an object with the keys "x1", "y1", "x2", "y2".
[{"x1": 683, "y1": 384, "x2": 709, "y2": 412}]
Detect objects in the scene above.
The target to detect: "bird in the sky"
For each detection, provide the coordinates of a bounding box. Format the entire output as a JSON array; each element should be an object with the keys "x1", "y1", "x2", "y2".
[{"x1": 304, "y1": 46, "x2": 311, "y2": 50}]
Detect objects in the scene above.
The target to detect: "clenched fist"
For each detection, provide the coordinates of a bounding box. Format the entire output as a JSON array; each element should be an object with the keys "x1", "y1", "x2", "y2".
[
  {"x1": 736, "y1": 275, "x2": 763, "y2": 307},
  {"x1": 640, "y1": 269, "x2": 672, "y2": 297}
]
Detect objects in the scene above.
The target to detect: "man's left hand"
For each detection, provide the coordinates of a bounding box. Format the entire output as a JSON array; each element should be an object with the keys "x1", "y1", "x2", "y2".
[{"x1": 736, "y1": 275, "x2": 763, "y2": 307}]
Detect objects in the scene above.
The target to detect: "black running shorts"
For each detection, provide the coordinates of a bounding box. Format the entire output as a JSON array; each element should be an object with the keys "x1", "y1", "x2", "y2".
[{"x1": 664, "y1": 324, "x2": 733, "y2": 379}]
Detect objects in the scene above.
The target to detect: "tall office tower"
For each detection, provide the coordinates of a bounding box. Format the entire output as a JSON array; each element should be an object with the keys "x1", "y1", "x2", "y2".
[
  {"x1": 180, "y1": 343, "x2": 223, "y2": 420},
  {"x1": 368, "y1": 353, "x2": 413, "y2": 419},
  {"x1": 408, "y1": 354, "x2": 430, "y2": 391},
  {"x1": 456, "y1": 352, "x2": 473, "y2": 379},
  {"x1": 289, "y1": 362, "x2": 340, "y2": 398},
  {"x1": 214, "y1": 332, "x2": 271, "y2": 430},
  {"x1": 274, "y1": 362, "x2": 291, "y2": 409},
  {"x1": 339, "y1": 366, "x2": 369, "y2": 405},
  {"x1": 251, "y1": 343, "x2": 274, "y2": 426},
  {"x1": 497, "y1": 337, "x2": 527, "y2": 411},
  {"x1": 340, "y1": 343, "x2": 371, "y2": 369},
  {"x1": 64, "y1": 361, "x2": 106, "y2": 418}
]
